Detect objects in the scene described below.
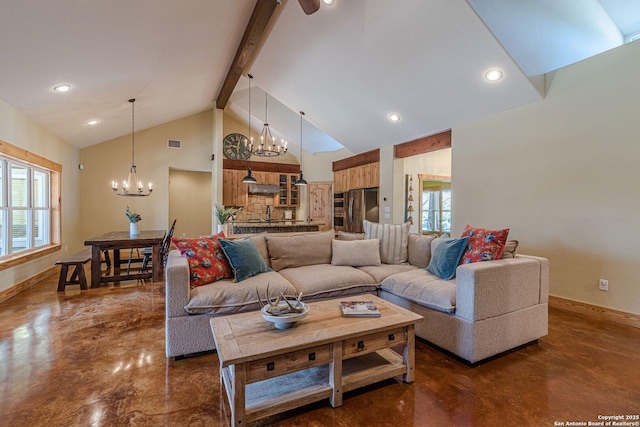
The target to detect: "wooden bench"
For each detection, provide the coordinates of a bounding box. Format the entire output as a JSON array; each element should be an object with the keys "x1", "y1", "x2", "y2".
[{"x1": 55, "y1": 248, "x2": 91, "y2": 291}]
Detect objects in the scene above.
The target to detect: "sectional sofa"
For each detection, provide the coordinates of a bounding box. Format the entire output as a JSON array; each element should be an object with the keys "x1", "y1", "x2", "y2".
[{"x1": 165, "y1": 229, "x2": 549, "y2": 363}]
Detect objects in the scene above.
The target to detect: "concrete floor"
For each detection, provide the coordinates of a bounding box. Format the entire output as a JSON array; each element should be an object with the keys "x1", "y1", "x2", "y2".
[{"x1": 0, "y1": 274, "x2": 638, "y2": 426}]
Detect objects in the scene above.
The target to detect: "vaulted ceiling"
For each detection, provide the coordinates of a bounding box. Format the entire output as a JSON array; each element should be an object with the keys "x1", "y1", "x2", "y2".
[{"x1": 0, "y1": 0, "x2": 638, "y2": 154}]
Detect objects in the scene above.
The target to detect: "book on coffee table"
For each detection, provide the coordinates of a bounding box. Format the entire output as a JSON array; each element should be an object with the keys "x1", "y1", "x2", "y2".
[{"x1": 340, "y1": 301, "x2": 381, "y2": 318}]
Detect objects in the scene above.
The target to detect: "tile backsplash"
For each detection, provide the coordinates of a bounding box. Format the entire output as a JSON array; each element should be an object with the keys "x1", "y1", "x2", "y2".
[{"x1": 233, "y1": 194, "x2": 295, "y2": 221}]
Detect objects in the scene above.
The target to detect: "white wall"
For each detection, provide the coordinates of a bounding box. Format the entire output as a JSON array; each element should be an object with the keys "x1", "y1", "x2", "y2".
[
  {"x1": 0, "y1": 98, "x2": 81, "y2": 294},
  {"x1": 453, "y1": 40, "x2": 640, "y2": 315}
]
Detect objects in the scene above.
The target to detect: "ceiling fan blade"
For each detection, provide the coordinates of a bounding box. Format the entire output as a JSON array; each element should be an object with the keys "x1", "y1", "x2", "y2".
[{"x1": 299, "y1": 0, "x2": 320, "y2": 15}]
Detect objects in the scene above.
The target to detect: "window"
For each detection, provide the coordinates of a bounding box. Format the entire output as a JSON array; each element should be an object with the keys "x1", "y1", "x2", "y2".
[
  {"x1": 0, "y1": 139, "x2": 61, "y2": 267},
  {"x1": 0, "y1": 157, "x2": 51, "y2": 255},
  {"x1": 419, "y1": 175, "x2": 451, "y2": 235}
]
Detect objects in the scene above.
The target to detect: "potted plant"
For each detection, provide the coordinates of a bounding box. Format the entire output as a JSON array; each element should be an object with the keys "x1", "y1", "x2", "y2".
[
  {"x1": 126, "y1": 205, "x2": 142, "y2": 236},
  {"x1": 215, "y1": 205, "x2": 241, "y2": 234}
]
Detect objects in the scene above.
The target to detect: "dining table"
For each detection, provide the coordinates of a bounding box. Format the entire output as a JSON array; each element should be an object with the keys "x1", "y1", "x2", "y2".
[{"x1": 84, "y1": 230, "x2": 166, "y2": 288}]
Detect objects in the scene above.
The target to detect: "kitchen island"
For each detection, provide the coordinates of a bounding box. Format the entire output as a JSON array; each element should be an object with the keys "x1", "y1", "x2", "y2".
[{"x1": 228, "y1": 220, "x2": 323, "y2": 234}]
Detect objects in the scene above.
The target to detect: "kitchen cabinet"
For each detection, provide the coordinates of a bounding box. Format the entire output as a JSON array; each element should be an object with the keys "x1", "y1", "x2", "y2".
[
  {"x1": 222, "y1": 169, "x2": 248, "y2": 207},
  {"x1": 364, "y1": 162, "x2": 380, "y2": 188},
  {"x1": 275, "y1": 174, "x2": 300, "y2": 207},
  {"x1": 253, "y1": 171, "x2": 280, "y2": 186},
  {"x1": 334, "y1": 169, "x2": 348, "y2": 193},
  {"x1": 335, "y1": 161, "x2": 380, "y2": 193},
  {"x1": 348, "y1": 166, "x2": 364, "y2": 190}
]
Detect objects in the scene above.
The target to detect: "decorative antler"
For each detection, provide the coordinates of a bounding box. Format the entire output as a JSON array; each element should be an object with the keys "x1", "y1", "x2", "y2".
[{"x1": 256, "y1": 284, "x2": 305, "y2": 316}]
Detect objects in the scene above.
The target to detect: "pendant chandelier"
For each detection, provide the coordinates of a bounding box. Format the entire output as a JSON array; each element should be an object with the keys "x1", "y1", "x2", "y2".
[
  {"x1": 249, "y1": 91, "x2": 288, "y2": 157},
  {"x1": 111, "y1": 99, "x2": 153, "y2": 196},
  {"x1": 242, "y1": 74, "x2": 257, "y2": 183},
  {"x1": 295, "y1": 111, "x2": 308, "y2": 186}
]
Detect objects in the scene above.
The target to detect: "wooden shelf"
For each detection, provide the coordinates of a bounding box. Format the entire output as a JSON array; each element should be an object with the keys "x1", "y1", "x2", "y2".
[{"x1": 222, "y1": 348, "x2": 407, "y2": 423}]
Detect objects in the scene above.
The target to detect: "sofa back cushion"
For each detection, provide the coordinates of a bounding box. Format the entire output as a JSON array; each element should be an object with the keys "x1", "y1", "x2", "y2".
[
  {"x1": 249, "y1": 233, "x2": 271, "y2": 268},
  {"x1": 337, "y1": 231, "x2": 365, "y2": 241},
  {"x1": 266, "y1": 230, "x2": 334, "y2": 271},
  {"x1": 407, "y1": 234, "x2": 436, "y2": 268},
  {"x1": 363, "y1": 220, "x2": 410, "y2": 264},
  {"x1": 331, "y1": 239, "x2": 381, "y2": 266}
]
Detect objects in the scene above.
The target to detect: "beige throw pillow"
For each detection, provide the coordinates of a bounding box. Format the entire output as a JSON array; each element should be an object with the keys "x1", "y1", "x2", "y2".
[
  {"x1": 501, "y1": 240, "x2": 519, "y2": 258},
  {"x1": 331, "y1": 239, "x2": 381, "y2": 266},
  {"x1": 363, "y1": 220, "x2": 410, "y2": 264}
]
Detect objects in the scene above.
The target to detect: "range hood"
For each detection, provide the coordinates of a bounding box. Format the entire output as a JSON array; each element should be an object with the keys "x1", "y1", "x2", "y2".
[{"x1": 248, "y1": 183, "x2": 279, "y2": 194}]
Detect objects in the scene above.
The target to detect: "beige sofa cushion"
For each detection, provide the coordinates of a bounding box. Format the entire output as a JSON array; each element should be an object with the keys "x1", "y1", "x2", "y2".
[
  {"x1": 380, "y1": 269, "x2": 457, "y2": 313},
  {"x1": 184, "y1": 271, "x2": 292, "y2": 315},
  {"x1": 278, "y1": 264, "x2": 377, "y2": 300},
  {"x1": 331, "y1": 239, "x2": 381, "y2": 266},
  {"x1": 337, "y1": 231, "x2": 365, "y2": 240},
  {"x1": 358, "y1": 264, "x2": 418, "y2": 283},
  {"x1": 249, "y1": 233, "x2": 271, "y2": 268},
  {"x1": 266, "y1": 230, "x2": 334, "y2": 271},
  {"x1": 407, "y1": 234, "x2": 436, "y2": 268}
]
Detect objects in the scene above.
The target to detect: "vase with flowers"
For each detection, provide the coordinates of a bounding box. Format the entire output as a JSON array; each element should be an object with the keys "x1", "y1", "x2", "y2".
[
  {"x1": 126, "y1": 205, "x2": 142, "y2": 236},
  {"x1": 215, "y1": 205, "x2": 241, "y2": 235}
]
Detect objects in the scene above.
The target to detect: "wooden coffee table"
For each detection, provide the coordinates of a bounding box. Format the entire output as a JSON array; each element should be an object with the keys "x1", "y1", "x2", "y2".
[{"x1": 210, "y1": 294, "x2": 423, "y2": 426}]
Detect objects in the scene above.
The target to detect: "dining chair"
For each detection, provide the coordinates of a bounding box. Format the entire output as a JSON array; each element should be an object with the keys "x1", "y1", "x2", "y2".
[{"x1": 141, "y1": 219, "x2": 176, "y2": 273}]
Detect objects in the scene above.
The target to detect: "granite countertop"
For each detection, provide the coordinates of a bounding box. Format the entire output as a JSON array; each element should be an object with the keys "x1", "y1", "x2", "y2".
[{"x1": 229, "y1": 220, "x2": 324, "y2": 227}]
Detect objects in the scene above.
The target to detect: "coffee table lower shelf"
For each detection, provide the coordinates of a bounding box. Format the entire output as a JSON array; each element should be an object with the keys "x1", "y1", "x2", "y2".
[{"x1": 220, "y1": 348, "x2": 406, "y2": 424}]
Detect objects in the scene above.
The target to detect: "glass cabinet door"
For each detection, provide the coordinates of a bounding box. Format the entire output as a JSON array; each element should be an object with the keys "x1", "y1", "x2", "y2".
[
  {"x1": 279, "y1": 174, "x2": 288, "y2": 205},
  {"x1": 289, "y1": 175, "x2": 299, "y2": 206}
]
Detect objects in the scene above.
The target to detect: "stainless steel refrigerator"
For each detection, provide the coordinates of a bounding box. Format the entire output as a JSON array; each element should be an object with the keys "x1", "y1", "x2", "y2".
[{"x1": 346, "y1": 188, "x2": 379, "y2": 233}]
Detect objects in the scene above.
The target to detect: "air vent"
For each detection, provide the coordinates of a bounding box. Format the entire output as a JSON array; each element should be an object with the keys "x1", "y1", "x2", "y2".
[{"x1": 167, "y1": 139, "x2": 182, "y2": 149}]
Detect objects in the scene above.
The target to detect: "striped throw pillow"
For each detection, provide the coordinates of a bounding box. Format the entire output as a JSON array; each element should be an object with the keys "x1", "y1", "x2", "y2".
[{"x1": 363, "y1": 220, "x2": 410, "y2": 264}]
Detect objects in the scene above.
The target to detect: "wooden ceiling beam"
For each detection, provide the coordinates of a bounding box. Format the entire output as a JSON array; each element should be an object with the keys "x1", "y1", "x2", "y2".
[
  {"x1": 215, "y1": 0, "x2": 281, "y2": 110},
  {"x1": 394, "y1": 130, "x2": 452, "y2": 158}
]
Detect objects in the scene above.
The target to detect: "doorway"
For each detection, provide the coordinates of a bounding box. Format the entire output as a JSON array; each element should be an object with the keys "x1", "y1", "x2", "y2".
[{"x1": 169, "y1": 169, "x2": 212, "y2": 238}]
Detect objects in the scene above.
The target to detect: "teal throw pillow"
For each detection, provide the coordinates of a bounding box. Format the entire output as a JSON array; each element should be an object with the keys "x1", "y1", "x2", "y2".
[
  {"x1": 219, "y1": 238, "x2": 271, "y2": 282},
  {"x1": 426, "y1": 236, "x2": 470, "y2": 280}
]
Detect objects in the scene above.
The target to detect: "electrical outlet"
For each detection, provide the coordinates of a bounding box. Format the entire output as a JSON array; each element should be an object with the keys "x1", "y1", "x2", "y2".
[{"x1": 599, "y1": 278, "x2": 608, "y2": 291}]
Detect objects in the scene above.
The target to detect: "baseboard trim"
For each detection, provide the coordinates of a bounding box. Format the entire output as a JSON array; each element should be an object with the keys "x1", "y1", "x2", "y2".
[
  {"x1": 549, "y1": 295, "x2": 640, "y2": 329},
  {"x1": 0, "y1": 266, "x2": 59, "y2": 303}
]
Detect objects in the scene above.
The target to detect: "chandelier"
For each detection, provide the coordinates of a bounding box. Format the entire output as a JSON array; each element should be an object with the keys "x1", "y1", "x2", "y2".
[
  {"x1": 249, "y1": 91, "x2": 288, "y2": 157},
  {"x1": 111, "y1": 99, "x2": 153, "y2": 196}
]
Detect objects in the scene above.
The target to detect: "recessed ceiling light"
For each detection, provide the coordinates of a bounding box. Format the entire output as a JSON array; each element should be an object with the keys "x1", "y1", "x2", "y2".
[
  {"x1": 322, "y1": 0, "x2": 335, "y2": 5},
  {"x1": 388, "y1": 113, "x2": 401, "y2": 122},
  {"x1": 53, "y1": 84, "x2": 71, "y2": 92},
  {"x1": 87, "y1": 119, "x2": 99, "y2": 126},
  {"x1": 485, "y1": 69, "x2": 503, "y2": 81}
]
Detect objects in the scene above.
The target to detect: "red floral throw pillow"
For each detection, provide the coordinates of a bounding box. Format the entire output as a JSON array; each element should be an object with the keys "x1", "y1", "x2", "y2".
[
  {"x1": 171, "y1": 232, "x2": 232, "y2": 288},
  {"x1": 459, "y1": 225, "x2": 510, "y2": 264}
]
